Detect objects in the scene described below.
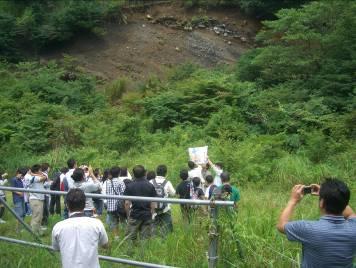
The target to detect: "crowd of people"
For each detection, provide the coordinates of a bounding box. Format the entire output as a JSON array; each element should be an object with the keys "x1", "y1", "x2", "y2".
[
  {"x1": 0, "y1": 158, "x2": 239, "y2": 238},
  {"x1": 0, "y1": 158, "x2": 355, "y2": 268}
]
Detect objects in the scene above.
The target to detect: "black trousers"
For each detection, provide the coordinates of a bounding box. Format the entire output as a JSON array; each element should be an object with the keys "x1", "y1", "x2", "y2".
[
  {"x1": 41, "y1": 195, "x2": 49, "y2": 225},
  {"x1": 49, "y1": 194, "x2": 61, "y2": 215}
]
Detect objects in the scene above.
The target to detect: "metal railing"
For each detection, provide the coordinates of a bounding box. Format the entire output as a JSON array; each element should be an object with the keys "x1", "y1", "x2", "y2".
[{"x1": 0, "y1": 186, "x2": 234, "y2": 268}]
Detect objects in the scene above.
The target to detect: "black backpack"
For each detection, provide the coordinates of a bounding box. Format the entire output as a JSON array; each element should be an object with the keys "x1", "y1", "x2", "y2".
[
  {"x1": 208, "y1": 184, "x2": 217, "y2": 199},
  {"x1": 152, "y1": 179, "x2": 168, "y2": 213}
]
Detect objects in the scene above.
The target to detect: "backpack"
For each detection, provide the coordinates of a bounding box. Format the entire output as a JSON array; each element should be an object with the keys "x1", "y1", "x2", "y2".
[
  {"x1": 208, "y1": 184, "x2": 217, "y2": 200},
  {"x1": 190, "y1": 187, "x2": 202, "y2": 209},
  {"x1": 50, "y1": 172, "x2": 61, "y2": 191},
  {"x1": 212, "y1": 185, "x2": 232, "y2": 201},
  {"x1": 152, "y1": 179, "x2": 168, "y2": 213}
]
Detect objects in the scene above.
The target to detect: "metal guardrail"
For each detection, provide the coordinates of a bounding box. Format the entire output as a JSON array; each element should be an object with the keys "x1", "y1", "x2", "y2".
[
  {"x1": 0, "y1": 236, "x2": 175, "y2": 268},
  {"x1": 0, "y1": 186, "x2": 234, "y2": 206},
  {"x1": 0, "y1": 186, "x2": 234, "y2": 268}
]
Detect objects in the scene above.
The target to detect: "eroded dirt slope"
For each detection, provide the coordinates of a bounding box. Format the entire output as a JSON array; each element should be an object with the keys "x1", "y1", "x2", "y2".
[{"x1": 40, "y1": 2, "x2": 260, "y2": 81}]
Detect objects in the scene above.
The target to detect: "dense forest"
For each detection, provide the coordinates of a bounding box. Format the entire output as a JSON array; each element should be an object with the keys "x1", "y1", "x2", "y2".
[{"x1": 0, "y1": 0, "x2": 355, "y2": 267}]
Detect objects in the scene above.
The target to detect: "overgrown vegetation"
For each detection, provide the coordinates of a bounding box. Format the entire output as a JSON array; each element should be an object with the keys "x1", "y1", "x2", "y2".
[
  {"x1": 0, "y1": 0, "x2": 355, "y2": 267},
  {"x1": 0, "y1": 0, "x2": 124, "y2": 61},
  {"x1": 183, "y1": 0, "x2": 311, "y2": 18}
]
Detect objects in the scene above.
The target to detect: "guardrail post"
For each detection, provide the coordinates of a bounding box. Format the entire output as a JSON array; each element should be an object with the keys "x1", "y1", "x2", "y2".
[
  {"x1": 0, "y1": 196, "x2": 54, "y2": 256},
  {"x1": 208, "y1": 206, "x2": 219, "y2": 268}
]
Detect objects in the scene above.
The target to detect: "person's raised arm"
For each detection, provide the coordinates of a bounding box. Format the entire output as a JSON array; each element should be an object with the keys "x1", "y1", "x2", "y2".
[
  {"x1": 277, "y1": 184, "x2": 304, "y2": 234},
  {"x1": 88, "y1": 166, "x2": 97, "y2": 181},
  {"x1": 343, "y1": 206, "x2": 356, "y2": 219},
  {"x1": 208, "y1": 158, "x2": 221, "y2": 174}
]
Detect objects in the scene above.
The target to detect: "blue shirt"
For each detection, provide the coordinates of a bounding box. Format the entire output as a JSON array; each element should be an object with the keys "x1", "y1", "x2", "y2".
[
  {"x1": 285, "y1": 215, "x2": 356, "y2": 268},
  {"x1": 11, "y1": 177, "x2": 24, "y2": 203}
]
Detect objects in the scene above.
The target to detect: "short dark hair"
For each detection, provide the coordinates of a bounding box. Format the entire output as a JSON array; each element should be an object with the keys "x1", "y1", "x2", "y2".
[
  {"x1": 120, "y1": 167, "x2": 128, "y2": 177},
  {"x1": 30, "y1": 164, "x2": 41, "y2": 173},
  {"x1": 180, "y1": 169, "x2": 188, "y2": 180},
  {"x1": 156, "y1": 165, "x2": 167, "y2": 177},
  {"x1": 133, "y1": 165, "x2": 146, "y2": 179},
  {"x1": 94, "y1": 168, "x2": 100, "y2": 178},
  {"x1": 146, "y1": 171, "x2": 156, "y2": 181},
  {"x1": 17, "y1": 167, "x2": 28, "y2": 176},
  {"x1": 188, "y1": 161, "x2": 196, "y2": 169},
  {"x1": 102, "y1": 168, "x2": 110, "y2": 181},
  {"x1": 60, "y1": 167, "x2": 69, "y2": 174},
  {"x1": 205, "y1": 175, "x2": 214, "y2": 184},
  {"x1": 110, "y1": 166, "x2": 121, "y2": 178},
  {"x1": 72, "y1": 168, "x2": 85, "y2": 182},
  {"x1": 41, "y1": 163, "x2": 50, "y2": 172},
  {"x1": 320, "y1": 178, "x2": 350, "y2": 215},
  {"x1": 67, "y1": 158, "x2": 76, "y2": 169},
  {"x1": 222, "y1": 184, "x2": 232, "y2": 194},
  {"x1": 192, "y1": 177, "x2": 201, "y2": 187},
  {"x1": 221, "y1": 172, "x2": 230, "y2": 183},
  {"x1": 66, "y1": 188, "x2": 86, "y2": 212}
]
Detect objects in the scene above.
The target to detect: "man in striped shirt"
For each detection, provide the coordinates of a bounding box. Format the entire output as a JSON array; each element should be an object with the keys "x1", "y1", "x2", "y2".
[
  {"x1": 277, "y1": 178, "x2": 356, "y2": 268},
  {"x1": 106, "y1": 166, "x2": 125, "y2": 239}
]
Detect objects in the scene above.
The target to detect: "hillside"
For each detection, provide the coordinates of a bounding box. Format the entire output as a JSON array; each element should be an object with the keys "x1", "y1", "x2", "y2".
[
  {"x1": 0, "y1": 1, "x2": 355, "y2": 268},
  {"x1": 40, "y1": 2, "x2": 260, "y2": 81}
]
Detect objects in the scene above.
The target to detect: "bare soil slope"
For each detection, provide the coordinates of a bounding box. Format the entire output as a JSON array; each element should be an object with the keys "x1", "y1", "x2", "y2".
[{"x1": 40, "y1": 2, "x2": 260, "y2": 81}]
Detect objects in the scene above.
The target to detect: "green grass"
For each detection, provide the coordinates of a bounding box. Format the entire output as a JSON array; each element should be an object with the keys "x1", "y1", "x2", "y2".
[{"x1": 2, "y1": 185, "x2": 354, "y2": 267}]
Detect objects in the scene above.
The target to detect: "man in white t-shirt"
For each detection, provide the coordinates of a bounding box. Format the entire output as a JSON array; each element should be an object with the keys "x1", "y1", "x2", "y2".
[
  {"x1": 24, "y1": 164, "x2": 47, "y2": 234},
  {"x1": 208, "y1": 159, "x2": 223, "y2": 187},
  {"x1": 150, "y1": 165, "x2": 175, "y2": 236},
  {"x1": 62, "y1": 158, "x2": 77, "y2": 219},
  {"x1": 65, "y1": 158, "x2": 77, "y2": 189},
  {"x1": 52, "y1": 188, "x2": 108, "y2": 268},
  {"x1": 188, "y1": 161, "x2": 205, "y2": 191}
]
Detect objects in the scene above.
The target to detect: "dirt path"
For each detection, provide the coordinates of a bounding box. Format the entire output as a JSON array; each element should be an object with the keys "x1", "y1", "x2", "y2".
[{"x1": 40, "y1": 2, "x2": 260, "y2": 82}]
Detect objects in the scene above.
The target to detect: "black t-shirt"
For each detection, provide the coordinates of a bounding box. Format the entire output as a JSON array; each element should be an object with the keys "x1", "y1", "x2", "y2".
[
  {"x1": 123, "y1": 177, "x2": 156, "y2": 221},
  {"x1": 176, "y1": 180, "x2": 191, "y2": 199}
]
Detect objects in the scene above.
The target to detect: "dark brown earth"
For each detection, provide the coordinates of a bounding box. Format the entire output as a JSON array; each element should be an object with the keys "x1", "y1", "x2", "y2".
[{"x1": 40, "y1": 2, "x2": 261, "y2": 82}]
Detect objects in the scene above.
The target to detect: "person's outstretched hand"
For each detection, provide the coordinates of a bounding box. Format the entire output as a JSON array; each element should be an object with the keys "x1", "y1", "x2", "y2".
[
  {"x1": 310, "y1": 184, "x2": 320, "y2": 196},
  {"x1": 290, "y1": 184, "x2": 304, "y2": 204}
]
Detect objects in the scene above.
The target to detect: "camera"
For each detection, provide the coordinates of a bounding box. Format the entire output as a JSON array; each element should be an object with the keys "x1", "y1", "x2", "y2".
[{"x1": 303, "y1": 186, "x2": 312, "y2": 195}]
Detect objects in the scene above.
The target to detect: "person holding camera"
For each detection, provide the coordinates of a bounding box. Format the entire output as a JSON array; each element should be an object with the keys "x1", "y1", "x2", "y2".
[{"x1": 277, "y1": 178, "x2": 356, "y2": 268}]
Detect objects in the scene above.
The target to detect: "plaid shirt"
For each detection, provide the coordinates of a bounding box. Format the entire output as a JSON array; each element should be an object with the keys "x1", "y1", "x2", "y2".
[{"x1": 106, "y1": 178, "x2": 125, "y2": 212}]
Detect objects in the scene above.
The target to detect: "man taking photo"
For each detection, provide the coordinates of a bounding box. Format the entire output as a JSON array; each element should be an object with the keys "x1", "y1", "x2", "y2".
[{"x1": 277, "y1": 178, "x2": 356, "y2": 268}]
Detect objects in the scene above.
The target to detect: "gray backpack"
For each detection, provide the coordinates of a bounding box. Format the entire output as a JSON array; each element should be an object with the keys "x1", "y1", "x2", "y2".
[{"x1": 152, "y1": 179, "x2": 168, "y2": 213}]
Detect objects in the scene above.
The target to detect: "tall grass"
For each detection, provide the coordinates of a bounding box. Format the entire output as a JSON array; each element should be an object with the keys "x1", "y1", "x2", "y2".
[{"x1": 1, "y1": 184, "x2": 354, "y2": 267}]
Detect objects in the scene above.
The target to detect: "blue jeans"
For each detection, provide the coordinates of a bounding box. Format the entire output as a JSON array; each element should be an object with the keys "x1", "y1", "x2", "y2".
[
  {"x1": 14, "y1": 200, "x2": 25, "y2": 220},
  {"x1": 25, "y1": 202, "x2": 32, "y2": 215},
  {"x1": 94, "y1": 199, "x2": 103, "y2": 215},
  {"x1": 84, "y1": 210, "x2": 94, "y2": 217},
  {"x1": 106, "y1": 212, "x2": 119, "y2": 230}
]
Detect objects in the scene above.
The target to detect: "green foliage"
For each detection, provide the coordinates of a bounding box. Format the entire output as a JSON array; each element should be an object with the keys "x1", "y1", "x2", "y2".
[
  {"x1": 183, "y1": 0, "x2": 310, "y2": 18},
  {"x1": 105, "y1": 78, "x2": 129, "y2": 105},
  {"x1": 238, "y1": 1, "x2": 356, "y2": 112},
  {"x1": 0, "y1": 12, "x2": 19, "y2": 60},
  {"x1": 236, "y1": 0, "x2": 310, "y2": 18},
  {"x1": 0, "y1": 0, "x2": 124, "y2": 60}
]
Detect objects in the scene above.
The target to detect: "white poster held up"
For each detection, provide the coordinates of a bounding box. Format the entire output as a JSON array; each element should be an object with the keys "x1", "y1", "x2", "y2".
[{"x1": 188, "y1": 146, "x2": 208, "y2": 165}]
